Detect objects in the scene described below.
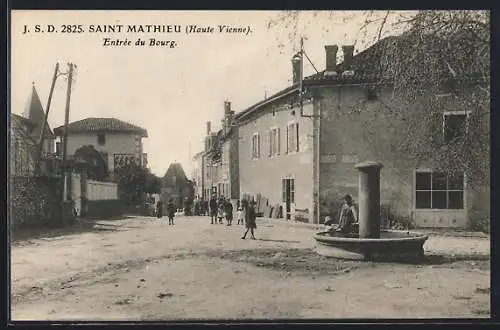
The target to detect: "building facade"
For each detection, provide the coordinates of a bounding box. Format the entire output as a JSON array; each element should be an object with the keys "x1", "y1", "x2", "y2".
[
  {"x1": 202, "y1": 101, "x2": 239, "y2": 203},
  {"x1": 236, "y1": 91, "x2": 314, "y2": 221},
  {"x1": 191, "y1": 151, "x2": 204, "y2": 198},
  {"x1": 53, "y1": 117, "x2": 149, "y2": 176},
  {"x1": 233, "y1": 37, "x2": 489, "y2": 229}
]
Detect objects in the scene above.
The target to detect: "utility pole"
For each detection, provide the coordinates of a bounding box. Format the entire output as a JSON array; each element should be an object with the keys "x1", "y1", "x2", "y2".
[
  {"x1": 60, "y1": 63, "x2": 75, "y2": 225},
  {"x1": 34, "y1": 63, "x2": 59, "y2": 175},
  {"x1": 297, "y1": 37, "x2": 321, "y2": 224}
]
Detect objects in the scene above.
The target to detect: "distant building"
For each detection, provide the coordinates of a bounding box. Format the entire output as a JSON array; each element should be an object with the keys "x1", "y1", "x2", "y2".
[
  {"x1": 10, "y1": 85, "x2": 56, "y2": 177},
  {"x1": 22, "y1": 85, "x2": 55, "y2": 157},
  {"x1": 202, "y1": 101, "x2": 239, "y2": 202},
  {"x1": 191, "y1": 151, "x2": 204, "y2": 199},
  {"x1": 53, "y1": 117, "x2": 149, "y2": 177},
  {"x1": 161, "y1": 163, "x2": 194, "y2": 209}
]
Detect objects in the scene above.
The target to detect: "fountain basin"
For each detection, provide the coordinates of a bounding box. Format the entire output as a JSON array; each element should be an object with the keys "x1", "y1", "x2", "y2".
[{"x1": 313, "y1": 231, "x2": 429, "y2": 261}]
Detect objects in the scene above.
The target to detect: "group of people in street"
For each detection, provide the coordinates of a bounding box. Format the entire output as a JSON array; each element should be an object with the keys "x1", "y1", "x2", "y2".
[
  {"x1": 155, "y1": 199, "x2": 176, "y2": 225},
  {"x1": 208, "y1": 195, "x2": 257, "y2": 239},
  {"x1": 154, "y1": 193, "x2": 356, "y2": 239},
  {"x1": 154, "y1": 194, "x2": 257, "y2": 239}
]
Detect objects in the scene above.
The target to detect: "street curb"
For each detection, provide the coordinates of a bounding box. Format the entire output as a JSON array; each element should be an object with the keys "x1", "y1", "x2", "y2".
[
  {"x1": 257, "y1": 217, "x2": 490, "y2": 239},
  {"x1": 257, "y1": 217, "x2": 327, "y2": 231}
]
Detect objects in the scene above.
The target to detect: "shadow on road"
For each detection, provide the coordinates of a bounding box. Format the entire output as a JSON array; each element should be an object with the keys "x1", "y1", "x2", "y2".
[{"x1": 11, "y1": 217, "x2": 135, "y2": 243}]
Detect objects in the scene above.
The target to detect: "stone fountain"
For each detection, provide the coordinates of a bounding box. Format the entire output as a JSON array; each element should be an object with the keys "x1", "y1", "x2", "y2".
[{"x1": 313, "y1": 161, "x2": 428, "y2": 261}]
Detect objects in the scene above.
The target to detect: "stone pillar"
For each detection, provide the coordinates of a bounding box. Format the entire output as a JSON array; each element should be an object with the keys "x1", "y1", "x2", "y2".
[{"x1": 354, "y1": 161, "x2": 383, "y2": 239}]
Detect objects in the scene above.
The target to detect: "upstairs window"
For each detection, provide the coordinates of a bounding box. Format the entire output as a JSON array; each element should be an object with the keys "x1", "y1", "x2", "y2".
[
  {"x1": 251, "y1": 133, "x2": 260, "y2": 159},
  {"x1": 443, "y1": 111, "x2": 469, "y2": 142},
  {"x1": 97, "y1": 132, "x2": 106, "y2": 146},
  {"x1": 415, "y1": 171, "x2": 464, "y2": 210},
  {"x1": 286, "y1": 122, "x2": 299, "y2": 153},
  {"x1": 268, "y1": 127, "x2": 280, "y2": 157}
]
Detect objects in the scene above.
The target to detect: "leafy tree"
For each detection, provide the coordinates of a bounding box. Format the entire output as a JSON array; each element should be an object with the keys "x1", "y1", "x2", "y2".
[
  {"x1": 144, "y1": 171, "x2": 162, "y2": 194},
  {"x1": 114, "y1": 163, "x2": 149, "y2": 205}
]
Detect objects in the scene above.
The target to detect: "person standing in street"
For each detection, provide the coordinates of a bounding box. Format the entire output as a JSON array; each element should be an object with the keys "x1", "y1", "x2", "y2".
[
  {"x1": 236, "y1": 200, "x2": 244, "y2": 225},
  {"x1": 209, "y1": 195, "x2": 218, "y2": 224},
  {"x1": 241, "y1": 200, "x2": 257, "y2": 240},
  {"x1": 217, "y1": 199, "x2": 225, "y2": 224},
  {"x1": 156, "y1": 200, "x2": 164, "y2": 220},
  {"x1": 167, "y1": 199, "x2": 176, "y2": 225},
  {"x1": 225, "y1": 198, "x2": 233, "y2": 226}
]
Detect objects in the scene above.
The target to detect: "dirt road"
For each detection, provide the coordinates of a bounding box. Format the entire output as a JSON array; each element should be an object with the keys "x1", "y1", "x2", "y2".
[{"x1": 11, "y1": 216, "x2": 491, "y2": 320}]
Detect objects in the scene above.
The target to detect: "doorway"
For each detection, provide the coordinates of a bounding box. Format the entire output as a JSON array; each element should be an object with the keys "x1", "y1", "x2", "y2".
[{"x1": 282, "y1": 178, "x2": 295, "y2": 220}]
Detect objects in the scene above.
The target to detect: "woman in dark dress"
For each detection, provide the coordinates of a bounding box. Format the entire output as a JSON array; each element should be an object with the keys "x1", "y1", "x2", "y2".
[
  {"x1": 156, "y1": 200, "x2": 164, "y2": 220},
  {"x1": 225, "y1": 198, "x2": 234, "y2": 226},
  {"x1": 241, "y1": 200, "x2": 257, "y2": 240}
]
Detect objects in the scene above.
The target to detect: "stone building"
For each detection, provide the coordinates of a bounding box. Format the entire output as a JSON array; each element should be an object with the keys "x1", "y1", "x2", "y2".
[
  {"x1": 233, "y1": 36, "x2": 489, "y2": 228},
  {"x1": 53, "y1": 117, "x2": 149, "y2": 178},
  {"x1": 161, "y1": 163, "x2": 194, "y2": 209},
  {"x1": 202, "y1": 101, "x2": 239, "y2": 203}
]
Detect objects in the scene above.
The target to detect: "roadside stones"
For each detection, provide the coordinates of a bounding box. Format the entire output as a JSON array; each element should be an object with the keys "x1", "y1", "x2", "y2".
[
  {"x1": 272, "y1": 252, "x2": 286, "y2": 259},
  {"x1": 157, "y1": 292, "x2": 174, "y2": 299},
  {"x1": 114, "y1": 298, "x2": 132, "y2": 305},
  {"x1": 383, "y1": 281, "x2": 402, "y2": 289},
  {"x1": 475, "y1": 287, "x2": 490, "y2": 294}
]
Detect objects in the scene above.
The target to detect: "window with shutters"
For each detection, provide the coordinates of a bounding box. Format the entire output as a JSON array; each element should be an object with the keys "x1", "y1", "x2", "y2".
[
  {"x1": 268, "y1": 127, "x2": 280, "y2": 158},
  {"x1": 251, "y1": 133, "x2": 260, "y2": 159},
  {"x1": 286, "y1": 122, "x2": 299, "y2": 154}
]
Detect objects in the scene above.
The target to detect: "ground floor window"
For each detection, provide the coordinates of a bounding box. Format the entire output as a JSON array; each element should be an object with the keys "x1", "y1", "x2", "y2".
[{"x1": 415, "y1": 171, "x2": 464, "y2": 209}]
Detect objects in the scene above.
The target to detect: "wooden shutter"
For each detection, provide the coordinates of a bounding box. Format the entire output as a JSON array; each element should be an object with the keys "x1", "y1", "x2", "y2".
[
  {"x1": 282, "y1": 179, "x2": 286, "y2": 202},
  {"x1": 268, "y1": 130, "x2": 272, "y2": 157},
  {"x1": 257, "y1": 133, "x2": 260, "y2": 157},
  {"x1": 296, "y1": 123, "x2": 300, "y2": 152},
  {"x1": 277, "y1": 127, "x2": 281, "y2": 155},
  {"x1": 286, "y1": 125, "x2": 289, "y2": 154}
]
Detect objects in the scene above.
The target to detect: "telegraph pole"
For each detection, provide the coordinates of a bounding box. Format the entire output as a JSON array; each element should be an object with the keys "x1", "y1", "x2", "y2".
[
  {"x1": 60, "y1": 63, "x2": 75, "y2": 225},
  {"x1": 34, "y1": 63, "x2": 59, "y2": 175}
]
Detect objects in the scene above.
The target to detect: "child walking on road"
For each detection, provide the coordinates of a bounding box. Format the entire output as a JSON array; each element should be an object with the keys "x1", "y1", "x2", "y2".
[
  {"x1": 167, "y1": 199, "x2": 176, "y2": 225},
  {"x1": 217, "y1": 202, "x2": 225, "y2": 224},
  {"x1": 236, "y1": 200, "x2": 244, "y2": 225},
  {"x1": 241, "y1": 200, "x2": 257, "y2": 240}
]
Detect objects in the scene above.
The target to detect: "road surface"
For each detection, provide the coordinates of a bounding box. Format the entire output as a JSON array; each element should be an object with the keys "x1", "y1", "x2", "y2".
[{"x1": 11, "y1": 215, "x2": 491, "y2": 320}]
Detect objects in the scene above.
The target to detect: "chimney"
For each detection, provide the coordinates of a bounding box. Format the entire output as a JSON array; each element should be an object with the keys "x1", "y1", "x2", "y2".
[
  {"x1": 325, "y1": 45, "x2": 338, "y2": 72},
  {"x1": 206, "y1": 121, "x2": 211, "y2": 135},
  {"x1": 224, "y1": 101, "x2": 231, "y2": 115},
  {"x1": 342, "y1": 45, "x2": 355, "y2": 70},
  {"x1": 291, "y1": 53, "x2": 301, "y2": 84}
]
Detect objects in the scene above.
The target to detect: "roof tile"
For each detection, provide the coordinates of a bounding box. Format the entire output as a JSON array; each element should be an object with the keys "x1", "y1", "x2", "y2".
[{"x1": 54, "y1": 117, "x2": 148, "y2": 137}]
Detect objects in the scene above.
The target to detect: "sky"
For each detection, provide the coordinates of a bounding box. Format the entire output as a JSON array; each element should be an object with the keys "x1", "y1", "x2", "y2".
[{"x1": 11, "y1": 10, "x2": 415, "y2": 178}]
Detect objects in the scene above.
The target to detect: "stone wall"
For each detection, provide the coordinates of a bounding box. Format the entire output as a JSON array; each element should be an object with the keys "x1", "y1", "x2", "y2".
[{"x1": 10, "y1": 175, "x2": 68, "y2": 229}]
